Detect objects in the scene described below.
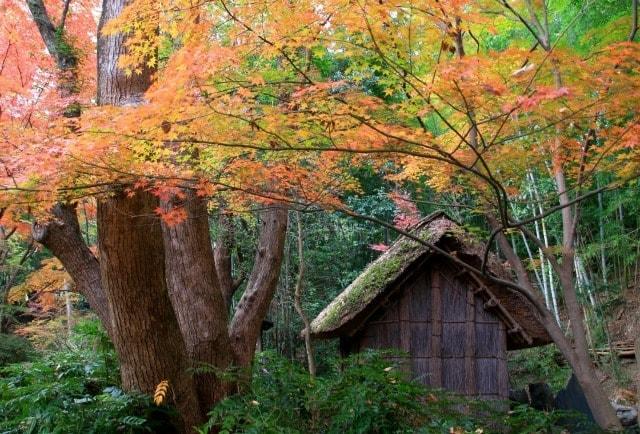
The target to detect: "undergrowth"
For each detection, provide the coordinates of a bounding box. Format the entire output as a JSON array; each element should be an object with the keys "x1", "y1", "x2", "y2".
[
  {"x1": 0, "y1": 321, "x2": 596, "y2": 434},
  {"x1": 0, "y1": 319, "x2": 175, "y2": 433},
  {"x1": 508, "y1": 345, "x2": 571, "y2": 392},
  {"x1": 199, "y1": 350, "x2": 588, "y2": 434}
]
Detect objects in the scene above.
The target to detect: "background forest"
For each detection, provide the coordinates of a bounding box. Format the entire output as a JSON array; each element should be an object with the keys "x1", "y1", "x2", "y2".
[{"x1": 1, "y1": 0, "x2": 640, "y2": 432}]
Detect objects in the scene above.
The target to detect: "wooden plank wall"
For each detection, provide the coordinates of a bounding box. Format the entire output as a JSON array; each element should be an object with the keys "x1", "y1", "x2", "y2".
[{"x1": 351, "y1": 260, "x2": 508, "y2": 399}]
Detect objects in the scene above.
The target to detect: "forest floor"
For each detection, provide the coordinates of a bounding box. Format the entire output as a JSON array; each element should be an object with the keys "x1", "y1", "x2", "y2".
[{"x1": 601, "y1": 287, "x2": 640, "y2": 404}]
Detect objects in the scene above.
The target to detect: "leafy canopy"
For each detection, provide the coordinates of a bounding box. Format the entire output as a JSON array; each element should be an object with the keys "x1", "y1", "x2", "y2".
[{"x1": 1, "y1": 0, "x2": 639, "y2": 222}]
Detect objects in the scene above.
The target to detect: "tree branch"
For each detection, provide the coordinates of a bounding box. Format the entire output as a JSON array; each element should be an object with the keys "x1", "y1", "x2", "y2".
[
  {"x1": 630, "y1": 0, "x2": 639, "y2": 41},
  {"x1": 26, "y1": 0, "x2": 76, "y2": 69},
  {"x1": 32, "y1": 203, "x2": 111, "y2": 337},
  {"x1": 229, "y1": 205, "x2": 288, "y2": 367},
  {"x1": 60, "y1": 0, "x2": 72, "y2": 31}
]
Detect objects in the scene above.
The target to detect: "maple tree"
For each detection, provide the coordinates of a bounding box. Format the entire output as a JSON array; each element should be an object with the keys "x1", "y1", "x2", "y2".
[
  {"x1": 1, "y1": 0, "x2": 339, "y2": 430},
  {"x1": 1, "y1": 0, "x2": 640, "y2": 431}
]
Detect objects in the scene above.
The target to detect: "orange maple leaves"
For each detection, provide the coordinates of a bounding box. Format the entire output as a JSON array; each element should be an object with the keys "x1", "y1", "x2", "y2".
[{"x1": 1, "y1": 0, "x2": 640, "y2": 222}]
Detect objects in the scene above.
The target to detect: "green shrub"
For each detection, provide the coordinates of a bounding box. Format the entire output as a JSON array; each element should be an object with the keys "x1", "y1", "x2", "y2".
[
  {"x1": 0, "y1": 333, "x2": 33, "y2": 366},
  {"x1": 200, "y1": 351, "x2": 597, "y2": 434},
  {"x1": 199, "y1": 351, "x2": 493, "y2": 434},
  {"x1": 0, "y1": 319, "x2": 175, "y2": 433},
  {"x1": 502, "y1": 404, "x2": 600, "y2": 434},
  {"x1": 507, "y1": 345, "x2": 571, "y2": 391}
]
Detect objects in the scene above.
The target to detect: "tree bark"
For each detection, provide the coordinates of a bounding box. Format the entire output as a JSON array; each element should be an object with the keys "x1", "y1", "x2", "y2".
[
  {"x1": 230, "y1": 206, "x2": 288, "y2": 367},
  {"x1": 32, "y1": 204, "x2": 111, "y2": 336},
  {"x1": 161, "y1": 191, "x2": 234, "y2": 413},
  {"x1": 97, "y1": 0, "x2": 153, "y2": 106},
  {"x1": 98, "y1": 191, "x2": 201, "y2": 430},
  {"x1": 95, "y1": 1, "x2": 202, "y2": 430},
  {"x1": 214, "y1": 211, "x2": 241, "y2": 311},
  {"x1": 26, "y1": 0, "x2": 78, "y2": 72},
  {"x1": 487, "y1": 214, "x2": 621, "y2": 431}
]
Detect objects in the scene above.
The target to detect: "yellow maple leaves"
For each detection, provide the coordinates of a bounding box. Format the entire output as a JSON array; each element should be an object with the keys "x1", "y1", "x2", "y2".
[{"x1": 153, "y1": 380, "x2": 170, "y2": 405}]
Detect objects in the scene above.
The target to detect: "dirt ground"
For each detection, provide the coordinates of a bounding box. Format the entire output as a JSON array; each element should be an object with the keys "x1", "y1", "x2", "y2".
[{"x1": 600, "y1": 287, "x2": 639, "y2": 404}]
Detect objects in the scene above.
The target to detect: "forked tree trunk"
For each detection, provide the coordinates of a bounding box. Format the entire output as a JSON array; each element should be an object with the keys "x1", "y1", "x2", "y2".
[
  {"x1": 28, "y1": 0, "x2": 290, "y2": 430},
  {"x1": 97, "y1": 191, "x2": 202, "y2": 429},
  {"x1": 96, "y1": 0, "x2": 203, "y2": 429}
]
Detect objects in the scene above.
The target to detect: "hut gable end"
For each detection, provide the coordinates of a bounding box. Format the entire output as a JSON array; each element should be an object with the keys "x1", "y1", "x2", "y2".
[{"x1": 341, "y1": 262, "x2": 511, "y2": 398}]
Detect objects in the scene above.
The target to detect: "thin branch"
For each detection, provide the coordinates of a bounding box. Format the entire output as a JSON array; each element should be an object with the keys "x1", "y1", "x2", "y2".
[
  {"x1": 59, "y1": 0, "x2": 72, "y2": 31},
  {"x1": 630, "y1": 0, "x2": 639, "y2": 41}
]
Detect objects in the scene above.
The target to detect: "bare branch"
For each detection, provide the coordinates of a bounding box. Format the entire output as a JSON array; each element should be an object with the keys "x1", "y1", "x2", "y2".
[
  {"x1": 60, "y1": 0, "x2": 72, "y2": 31},
  {"x1": 631, "y1": 0, "x2": 639, "y2": 41}
]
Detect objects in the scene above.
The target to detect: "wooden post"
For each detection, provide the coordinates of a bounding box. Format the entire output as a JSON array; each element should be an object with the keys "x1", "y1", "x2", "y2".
[
  {"x1": 399, "y1": 284, "x2": 411, "y2": 375},
  {"x1": 430, "y1": 270, "x2": 442, "y2": 388},
  {"x1": 63, "y1": 280, "x2": 73, "y2": 338},
  {"x1": 635, "y1": 335, "x2": 640, "y2": 404},
  {"x1": 465, "y1": 288, "x2": 477, "y2": 395}
]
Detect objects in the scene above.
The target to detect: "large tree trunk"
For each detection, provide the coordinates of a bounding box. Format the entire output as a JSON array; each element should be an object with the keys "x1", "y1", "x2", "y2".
[
  {"x1": 161, "y1": 191, "x2": 234, "y2": 413},
  {"x1": 98, "y1": 191, "x2": 201, "y2": 430},
  {"x1": 29, "y1": 0, "x2": 291, "y2": 430},
  {"x1": 97, "y1": 0, "x2": 153, "y2": 106},
  {"x1": 95, "y1": 0, "x2": 202, "y2": 430}
]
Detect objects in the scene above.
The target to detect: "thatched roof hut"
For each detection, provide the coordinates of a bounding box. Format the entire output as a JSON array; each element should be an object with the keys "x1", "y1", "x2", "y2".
[{"x1": 310, "y1": 212, "x2": 551, "y2": 398}]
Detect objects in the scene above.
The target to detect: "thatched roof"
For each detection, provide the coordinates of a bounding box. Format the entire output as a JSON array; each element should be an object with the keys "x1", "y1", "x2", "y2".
[{"x1": 309, "y1": 212, "x2": 551, "y2": 350}]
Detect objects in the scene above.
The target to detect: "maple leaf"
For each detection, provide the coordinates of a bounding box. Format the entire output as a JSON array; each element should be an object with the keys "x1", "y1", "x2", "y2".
[{"x1": 155, "y1": 206, "x2": 188, "y2": 227}]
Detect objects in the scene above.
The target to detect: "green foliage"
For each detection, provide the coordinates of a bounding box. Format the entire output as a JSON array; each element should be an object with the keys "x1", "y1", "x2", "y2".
[
  {"x1": 53, "y1": 27, "x2": 79, "y2": 67},
  {"x1": 503, "y1": 404, "x2": 597, "y2": 434},
  {"x1": 0, "y1": 333, "x2": 33, "y2": 366},
  {"x1": 508, "y1": 345, "x2": 571, "y2": 392},
  {"x1": 200, "y1": 350, "x2": 559, "y2": 434},
  {"x1": 0, "y1": 319, "x2": 175, "y2": 433}
]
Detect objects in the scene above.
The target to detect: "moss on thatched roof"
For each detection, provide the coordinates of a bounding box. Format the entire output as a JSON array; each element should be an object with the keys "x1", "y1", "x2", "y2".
[
  {"x1": 309, "y1": 212, "x2": 551, "y2": 349},
  {"x1": 310, "y1": 212, "x2": 454, "y2": 337}
]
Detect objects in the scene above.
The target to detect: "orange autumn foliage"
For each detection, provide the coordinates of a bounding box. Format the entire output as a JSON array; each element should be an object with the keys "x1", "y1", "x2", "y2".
[
  {"x1": 8, "y1": 257, "x2": 72, "y2": 313},
  {"x1": 0, "y1": 0, "x2": 639, "y2": 223}
]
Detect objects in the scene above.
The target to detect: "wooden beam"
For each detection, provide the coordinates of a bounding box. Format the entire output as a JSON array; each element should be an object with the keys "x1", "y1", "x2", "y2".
[
  {"x1": 465, "y1": 287, "x2": 477, "y2": 395},
  {"x1": 430, "y1": 269, "x2": 443, "y2": 388},
  {"x1": 468, "y1": 273, "x2": 533, "y2": 346}
]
